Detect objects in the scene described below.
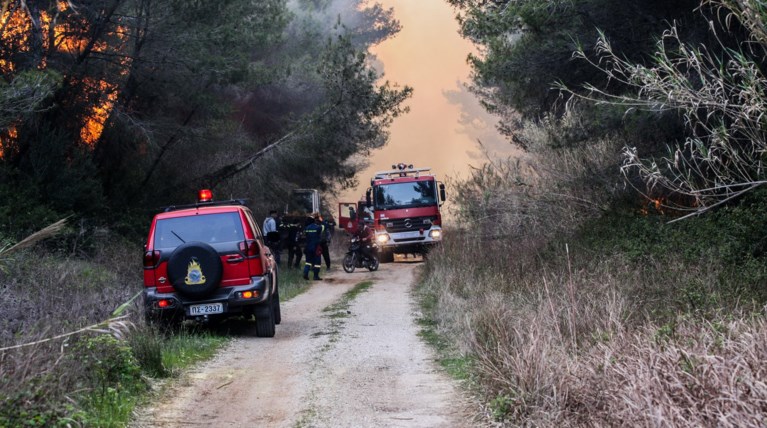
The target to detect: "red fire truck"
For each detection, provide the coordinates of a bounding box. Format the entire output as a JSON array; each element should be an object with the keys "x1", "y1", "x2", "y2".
[{"x1": 338, "y1": 163, "x2": 446, "y2": 262}]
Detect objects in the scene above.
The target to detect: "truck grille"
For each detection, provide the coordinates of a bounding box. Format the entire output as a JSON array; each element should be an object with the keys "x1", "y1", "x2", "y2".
[{"x1": 382, "y1": 216, "x2": 436, "y2": 233}]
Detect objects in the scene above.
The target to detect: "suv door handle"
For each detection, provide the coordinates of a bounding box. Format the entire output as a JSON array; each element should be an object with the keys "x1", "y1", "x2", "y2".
[{"x1": 226, "y1": 255, "x2": 244, "y2": 263}]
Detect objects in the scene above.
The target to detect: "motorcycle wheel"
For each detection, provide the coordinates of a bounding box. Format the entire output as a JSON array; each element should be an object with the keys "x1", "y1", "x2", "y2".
[
  {"x1": 342, "y1": 253, "x2": 356, "y2": 273},
  {"x1": 367, "y1": 255, "x2": 379, "y2": 271}
]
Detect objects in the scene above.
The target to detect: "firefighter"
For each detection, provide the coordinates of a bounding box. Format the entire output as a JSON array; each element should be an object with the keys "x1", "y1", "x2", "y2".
[
  {"x1": 320, "y1": 215, "x2": 334, "y2": 270},
  {"x1": 303, "y1": 213, "x2": 323, "y2": 280},
  {"x1": 284, "y1": 220, "x2": 304, "y2": 269}
]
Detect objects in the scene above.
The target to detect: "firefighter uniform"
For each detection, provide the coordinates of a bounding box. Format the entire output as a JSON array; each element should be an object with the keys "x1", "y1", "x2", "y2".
[
  {"x1": 320, "y1": 218, "x2": 333, "y2": 270},
  {"x1": 285, "y1": 222, "x2": 303, "y2": 269},
  {"x1": 303, "y1": 216, "x2": 323, "y2": 280}
]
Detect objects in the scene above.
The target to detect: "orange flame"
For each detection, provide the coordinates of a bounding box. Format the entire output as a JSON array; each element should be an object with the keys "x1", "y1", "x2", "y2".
[
  {"x1": 80, "y1": 79, "x2": 119, "y2": 145},
  {"x1": 0, "y1": 125, "x2": 18, "y2": 158},
  {"x1": 1, "y1": 1, "x2": 130, "y2": 146},
  {"x1": 640, "y1": 196, "x2": 666, "y2": 216}
]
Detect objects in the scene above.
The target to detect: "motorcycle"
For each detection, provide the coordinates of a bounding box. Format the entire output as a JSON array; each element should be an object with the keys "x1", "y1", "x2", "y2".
[{"x1": 342, "y1": 236, "x2": 379, "y2": 273}]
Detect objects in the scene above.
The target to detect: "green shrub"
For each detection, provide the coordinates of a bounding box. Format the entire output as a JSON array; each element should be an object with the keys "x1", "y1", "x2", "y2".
[
  {"x1": 71, "y1": 335, "x2": 143, "y2": 389},
  {"x1": 489, "y1": 394, "x2": 514, "y2": 422},
  {"x1": 0, "y1": 383, "x2": 81, "y2": 428}
]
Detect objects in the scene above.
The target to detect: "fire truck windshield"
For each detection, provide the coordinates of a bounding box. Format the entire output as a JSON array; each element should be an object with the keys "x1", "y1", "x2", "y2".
[{"x1": 374, "y1": 180, "x2": 437, "y2": 209}]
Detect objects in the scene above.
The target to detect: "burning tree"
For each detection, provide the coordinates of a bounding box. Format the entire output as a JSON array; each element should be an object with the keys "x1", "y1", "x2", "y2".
[{"x1": 0, "y1": 1, "x2": 131, "y2": 153}]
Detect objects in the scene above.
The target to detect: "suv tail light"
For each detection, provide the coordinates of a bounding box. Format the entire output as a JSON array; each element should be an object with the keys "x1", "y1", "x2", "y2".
[
  {"x1": 239, "y1": 240, "x2": 260, "y2": 258},
  {"x1": 143, "y1": 250, "x2": 161, "y2": 268}
]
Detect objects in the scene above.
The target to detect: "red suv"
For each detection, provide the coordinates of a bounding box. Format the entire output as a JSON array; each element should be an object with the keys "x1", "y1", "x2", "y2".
[{"x1": 142, "y1": 190, "x2": 280, "y2": 337}]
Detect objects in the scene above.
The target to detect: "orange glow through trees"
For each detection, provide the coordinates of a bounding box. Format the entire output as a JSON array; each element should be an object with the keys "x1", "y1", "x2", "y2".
[{"x1": 0, "y1": 1, "x2": 129, "y2": 150}]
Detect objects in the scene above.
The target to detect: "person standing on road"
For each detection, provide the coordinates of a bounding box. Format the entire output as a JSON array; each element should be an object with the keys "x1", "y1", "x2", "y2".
[
  {"x1": 303, "y1": 213, "x2": 323, "y2": 280},
  {"x1": 285, "y1": 221, "x2": 304, "y2": 269},
  {"x1": 263, "y1": 210, "x2": 281, "y2": 266},
  {"x1": 319, "y1": 215, "x2": 334, "y2": 270}
]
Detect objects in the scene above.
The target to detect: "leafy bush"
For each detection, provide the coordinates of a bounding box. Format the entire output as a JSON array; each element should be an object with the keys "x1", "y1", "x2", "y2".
[{"x1": 72, "y1": 335, "x2": 142, "y2": 388}]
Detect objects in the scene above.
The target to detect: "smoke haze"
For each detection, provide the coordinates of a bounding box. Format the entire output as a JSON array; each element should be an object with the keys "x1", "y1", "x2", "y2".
[{"x1": 337, "y1": 0, "x2": 517, "y2": 218}]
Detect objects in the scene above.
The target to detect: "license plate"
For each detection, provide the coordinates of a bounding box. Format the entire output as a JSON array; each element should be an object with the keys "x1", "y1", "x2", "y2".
[
  {"x1": 398, "y1": 231, "x2": 421, "y2": 239},
  {"x1": 189, "y1": 303, "x2": 223, "y2": 315}
]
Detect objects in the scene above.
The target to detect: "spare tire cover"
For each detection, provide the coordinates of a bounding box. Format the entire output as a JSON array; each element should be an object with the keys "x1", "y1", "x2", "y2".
[{"x1": 167, "y1": 242, "x2": 223, "y2": 299}]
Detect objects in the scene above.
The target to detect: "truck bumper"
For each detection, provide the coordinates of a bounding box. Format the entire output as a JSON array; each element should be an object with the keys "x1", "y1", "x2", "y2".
[
  {"x1": 375, "y1": 226, "x2": 442, "y2": 253},
  {"x1": 144, "y1": 275, "x2": 272, "y2": 319}
]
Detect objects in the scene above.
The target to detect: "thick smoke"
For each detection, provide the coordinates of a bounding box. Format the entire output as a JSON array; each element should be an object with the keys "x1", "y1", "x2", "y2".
[
  {"x1": 285, "y1": 0, "x2": 399, "y2": 46},
  {"x1": 444, "y1": 81, "x2": 519, "y2": 161}
]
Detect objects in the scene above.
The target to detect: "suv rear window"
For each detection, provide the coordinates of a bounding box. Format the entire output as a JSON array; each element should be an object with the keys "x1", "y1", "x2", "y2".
[{"x1": 154, "y1": 212, "x2": 245, "y2": 250}]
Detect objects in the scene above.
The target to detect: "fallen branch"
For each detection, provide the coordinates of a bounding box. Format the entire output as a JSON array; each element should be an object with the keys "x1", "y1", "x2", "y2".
[{"x1": 0, "y1": 314, "x2": 130, "y2": 352}]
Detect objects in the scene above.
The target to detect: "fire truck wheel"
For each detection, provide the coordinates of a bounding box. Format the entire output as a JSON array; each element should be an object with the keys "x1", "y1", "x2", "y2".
[{"x1": 379, "y1": 248, "x2": 394, "y2": 263}]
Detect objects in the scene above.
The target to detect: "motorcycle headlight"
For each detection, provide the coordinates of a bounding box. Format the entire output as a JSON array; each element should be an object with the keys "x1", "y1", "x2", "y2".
[{"x1": 376, "y1": 233, "x2": 389, "y2": 244}]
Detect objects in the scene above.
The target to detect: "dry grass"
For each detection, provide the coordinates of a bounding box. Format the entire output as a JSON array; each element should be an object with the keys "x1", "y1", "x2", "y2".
[
  {"x1": 572, "y1": 317, "x2": 767, "y2": 427},
  {"x1": 451, "y1": 112, "x2": 624, "y2": 266},
  {"x1": 0, "y1": 228, "x2": 143, "y2": 423},
  {"x1": 421, "y1": 228, "x2": 767, "y2": 426}
]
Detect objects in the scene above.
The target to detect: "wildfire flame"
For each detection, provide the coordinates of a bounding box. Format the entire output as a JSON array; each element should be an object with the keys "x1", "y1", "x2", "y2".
[
  {"x1": 0, "y1": 1, "x2": 129, "y2": 152},
  {"x1": 640, "y1": 196, "x2": 666, "y2": 216},
  {"x1": 80, "y1": 79, "x2": 119, "y2": 144},
  {"x1": 0, "y1": 125, "x2": 18, "y2": 159}
]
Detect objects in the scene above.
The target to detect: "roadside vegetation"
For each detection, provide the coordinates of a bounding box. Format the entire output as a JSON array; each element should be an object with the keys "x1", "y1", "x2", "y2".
[
  {"x1": 414, "y1": 0, "x2": 767, "y2": 425},
  {"x1": 420, "y1": 196, "x2": 767, "y2": 425},
  {"x1": 0, "y1": 224, "x2": 314, "y2": 426}
]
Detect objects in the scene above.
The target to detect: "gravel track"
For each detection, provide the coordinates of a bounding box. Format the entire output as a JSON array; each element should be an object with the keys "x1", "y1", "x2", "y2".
[{"x1": 131, "y1": 261, "x2": 472, "y2": 427}]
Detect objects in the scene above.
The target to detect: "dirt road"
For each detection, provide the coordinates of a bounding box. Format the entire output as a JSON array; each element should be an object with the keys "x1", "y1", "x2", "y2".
[{"x1": 131, "y1": 261, "x2": 473, "y2": 427}]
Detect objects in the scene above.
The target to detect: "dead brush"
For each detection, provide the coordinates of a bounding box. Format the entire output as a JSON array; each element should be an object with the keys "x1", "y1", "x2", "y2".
[
  {"x1": 462, "y1": 263, "x2": 630, "y2": 424},
  {"x1": 450, "y1": 117, "x2": 624, "y2": 268},
  {"x1": 419, "y1": 105, "x2": 767, "y2": 424},
  {"x1": 572, "y1": 316, "x2": 767, "y2": 427},
  {"x1": 466, "y1": 291, "x2": 571, "y2": 423},
  {"x1": 0, "y1": 221, "x2": 145, "y2": 422},
  {"x1": 421, "y1": 230, "x2": 646, "y2": 425}
]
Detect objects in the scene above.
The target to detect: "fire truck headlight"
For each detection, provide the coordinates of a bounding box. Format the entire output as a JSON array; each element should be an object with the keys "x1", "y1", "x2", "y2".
[
  {"x1": 429, "y1": 229, "x2": 442, "y2": 240},
  {"x1": 377, "y1": 233, "x2": 390, "y2": 244}
]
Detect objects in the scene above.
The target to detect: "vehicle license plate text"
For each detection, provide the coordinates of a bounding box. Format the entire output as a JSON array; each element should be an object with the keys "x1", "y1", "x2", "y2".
[{"x1": 189, "y1": 303, "x2": 223, "y2": 315}]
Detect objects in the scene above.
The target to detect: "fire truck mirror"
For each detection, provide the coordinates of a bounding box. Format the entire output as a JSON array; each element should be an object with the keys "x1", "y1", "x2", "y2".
[
  {"x1": 439, "y1": 182, "x2": 447, "y2": 201},
  {"x1": 365, "y1": 188, "x2": 372, "y2": 207}
]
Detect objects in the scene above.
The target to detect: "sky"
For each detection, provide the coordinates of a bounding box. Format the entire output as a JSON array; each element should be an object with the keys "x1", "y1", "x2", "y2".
[{"x1": 339, "y1": 0, "x2": 518, "y2": 206}]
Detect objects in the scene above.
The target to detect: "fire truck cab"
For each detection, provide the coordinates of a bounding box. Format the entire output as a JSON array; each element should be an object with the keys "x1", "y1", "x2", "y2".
[{"x1": 339, "y1": 163, "x2": 446, "y2": 262}]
